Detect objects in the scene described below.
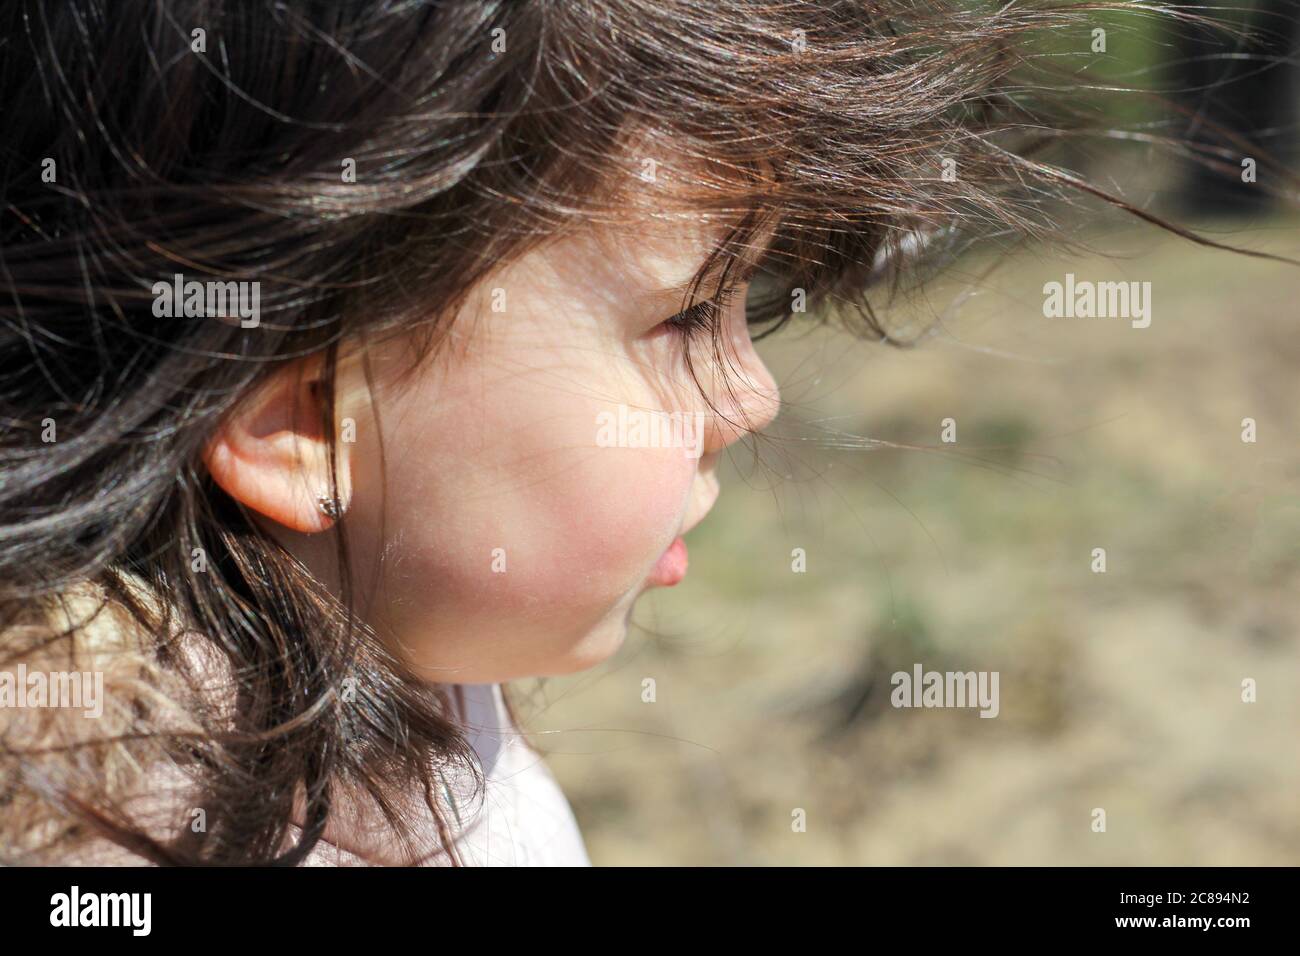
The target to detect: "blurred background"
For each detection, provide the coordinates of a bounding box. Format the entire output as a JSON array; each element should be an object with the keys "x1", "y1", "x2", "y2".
[{"x1": 517, "y1": 2, "x2": 1300, "y2": 865}]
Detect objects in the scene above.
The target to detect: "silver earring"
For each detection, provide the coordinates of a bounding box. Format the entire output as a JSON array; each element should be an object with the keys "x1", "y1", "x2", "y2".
[{"x1": 317, "y1": 492, "x2": 345, "y2": 521}]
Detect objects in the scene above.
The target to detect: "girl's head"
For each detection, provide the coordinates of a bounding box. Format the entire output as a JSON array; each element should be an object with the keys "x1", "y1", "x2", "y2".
[
  {"x1": 236, "y1": 176, "x2": 783, "y2": 685},
  {"x1": 0, "y1": 0, "x2": 1199, "y2": 863}
]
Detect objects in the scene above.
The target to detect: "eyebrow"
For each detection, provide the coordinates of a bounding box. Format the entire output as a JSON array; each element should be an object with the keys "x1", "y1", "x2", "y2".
[{"x1": 642, "y1": 221, "x2": 777, "y2": 311}]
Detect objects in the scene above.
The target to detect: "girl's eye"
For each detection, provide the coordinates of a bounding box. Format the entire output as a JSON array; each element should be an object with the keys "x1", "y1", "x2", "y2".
[
  {"x1": 662, "y1": 299, "x2": 720, "y2": 337},
  {"x1": 659, "y1": 284, "x2": 740, "y2": 338}
]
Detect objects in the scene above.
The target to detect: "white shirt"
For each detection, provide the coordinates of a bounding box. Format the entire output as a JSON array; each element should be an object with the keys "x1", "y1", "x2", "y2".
[{"x1": 442, "y1": 682, "x2": 592, "y2": 866}]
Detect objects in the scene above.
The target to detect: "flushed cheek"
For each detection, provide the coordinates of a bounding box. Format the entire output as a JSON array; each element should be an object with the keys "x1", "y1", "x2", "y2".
[
  {"x1": 365, "y1": 449, "x2": 688, "y2": 683},
  {"x1": 450, "y1": 444, "x2": 695, "y2": 612},
  {"x1": 538, "y1": 443, "x2": 697, "y2": 588},
  {"x1": 379, "y1": 406, "x2": 696, "y2": 625},
  {"x1": 475, "y1": 373, "x2": 699, "y2": 586}
]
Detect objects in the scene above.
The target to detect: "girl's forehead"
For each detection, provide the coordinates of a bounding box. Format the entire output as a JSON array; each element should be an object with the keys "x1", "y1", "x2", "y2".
[
  {"x1": 507, "y1": 132, "x2": 783, "y2": 300},
  {"x1": 561, "y1": 204, "x2": 780, "y2": 299},
  {"x1": 621, "y1": 216, "x2": 727, "y2": 288}
]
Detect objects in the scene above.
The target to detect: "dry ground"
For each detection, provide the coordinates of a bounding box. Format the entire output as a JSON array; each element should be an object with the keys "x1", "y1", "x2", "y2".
[{"x1": 515, "y1": 216, "x2": 1300, "y2": 865}]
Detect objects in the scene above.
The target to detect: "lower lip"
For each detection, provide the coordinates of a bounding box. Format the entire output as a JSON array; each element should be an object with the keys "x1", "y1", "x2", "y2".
[{"x1": 648, "y1": 537, "x2": 688, "y2": 587}]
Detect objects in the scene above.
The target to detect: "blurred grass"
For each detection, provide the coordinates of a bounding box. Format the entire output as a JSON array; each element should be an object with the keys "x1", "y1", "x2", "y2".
[{"x1": 517, "y1": 215, "x2": 1300, "y2": 865}]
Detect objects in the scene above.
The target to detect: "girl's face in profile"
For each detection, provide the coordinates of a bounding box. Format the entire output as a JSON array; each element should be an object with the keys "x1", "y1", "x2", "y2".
[{"x1": 294, "y1": 200, "x2": 781, "y2": 685}]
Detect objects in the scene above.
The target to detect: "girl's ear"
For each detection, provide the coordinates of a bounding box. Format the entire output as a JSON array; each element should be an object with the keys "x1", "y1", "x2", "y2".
[{"x1": 201, "y1": 360, "x2": 353, "y2": 534}]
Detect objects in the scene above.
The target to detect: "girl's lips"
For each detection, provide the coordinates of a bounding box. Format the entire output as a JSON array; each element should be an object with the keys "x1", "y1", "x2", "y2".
[{"x1": 647, "y1": 536, "x2": 688, "y2": 587}]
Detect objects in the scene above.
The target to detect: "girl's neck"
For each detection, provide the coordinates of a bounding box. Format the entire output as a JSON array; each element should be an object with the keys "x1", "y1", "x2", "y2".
[{"x1": 290, "y1": 681, "x2": 514, "y2": 865}]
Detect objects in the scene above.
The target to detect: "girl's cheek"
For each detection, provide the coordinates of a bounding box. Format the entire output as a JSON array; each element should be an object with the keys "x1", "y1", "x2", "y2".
[
  {"x1": 455, "y1": 443, "x2": 695, "y2": 608},
  {"x1": 368, "y1": 381, "x2": 697, "y2": 619}
]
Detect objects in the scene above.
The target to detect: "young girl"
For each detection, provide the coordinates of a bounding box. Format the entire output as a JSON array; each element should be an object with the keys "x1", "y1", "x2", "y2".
[{"x1": 0, "y1": 0, "x2": 1263, "y2": 865}]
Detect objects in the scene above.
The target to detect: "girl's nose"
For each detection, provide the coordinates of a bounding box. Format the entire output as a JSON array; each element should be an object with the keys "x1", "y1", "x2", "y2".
[{"x1": 701, "y1": 344, "x2": 781, "y2": 455}]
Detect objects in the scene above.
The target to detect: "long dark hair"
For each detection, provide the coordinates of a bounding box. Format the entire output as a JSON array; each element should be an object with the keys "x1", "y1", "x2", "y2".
[{"x1": 0, "y1": 0, "x2": 1287, "y2": 864}]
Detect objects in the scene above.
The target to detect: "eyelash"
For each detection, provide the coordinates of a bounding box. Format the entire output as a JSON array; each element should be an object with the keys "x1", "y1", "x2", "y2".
[{"x1": 662, "y1": 285, "x2": 740, "y2": 339}]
